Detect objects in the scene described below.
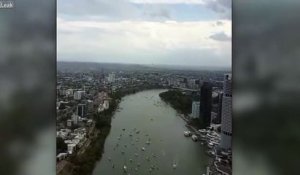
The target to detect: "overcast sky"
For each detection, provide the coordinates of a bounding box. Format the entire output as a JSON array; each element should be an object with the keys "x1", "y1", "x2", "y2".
[{"x1": 57, "y1": 0, "x2": 231, "y2": 67}]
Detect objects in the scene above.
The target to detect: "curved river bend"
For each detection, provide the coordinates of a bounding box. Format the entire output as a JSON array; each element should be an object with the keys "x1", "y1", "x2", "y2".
[{"x1": 92, "y1": 89, "x2": 209, "y2": 175}]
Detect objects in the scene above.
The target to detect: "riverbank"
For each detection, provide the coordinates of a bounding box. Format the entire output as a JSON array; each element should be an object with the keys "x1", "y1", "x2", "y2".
[
  {"x1": 159, "y1": 89, "x2": 192, "y2": 115},
  {"x1": 58, "y1": 87, "x2": 165, "y2": 175}
]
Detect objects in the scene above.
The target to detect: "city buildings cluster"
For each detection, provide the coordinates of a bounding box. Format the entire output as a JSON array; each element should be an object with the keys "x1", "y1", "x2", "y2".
[{"x1": 56, "y1": 65, "x2": 231, "y2": 174}]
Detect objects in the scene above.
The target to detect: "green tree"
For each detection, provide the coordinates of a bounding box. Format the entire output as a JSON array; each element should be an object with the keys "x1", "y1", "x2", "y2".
[{"x1": 56, "y1": 137, "x2": 67, "y2": 154}]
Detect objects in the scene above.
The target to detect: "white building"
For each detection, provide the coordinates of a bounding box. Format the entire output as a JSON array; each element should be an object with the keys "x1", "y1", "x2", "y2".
[
  {"x1": 72, "y1": 114, "x2": 79, "y2": 125},
  {"x1": 67, "y1": 119, "x2": 72, "y2": 127},
  {"x1": 67, "y1": 143, "x2": 76, "y2": 154},
  {"x1": 191, "y1": 101, "x2": 200, "y2": 119},
  {"x1": 220, "y1": 74, "x2": 232, "y2": 150},
  {"x1": 74, "y1": 91, "x2": 85, "y2": 100},
  {"x1": 66, "y1": 89, "x2": 74, "y2": 97},
  {"x1": 108, "y1": 73, "x2": 116, "y2": 83}
]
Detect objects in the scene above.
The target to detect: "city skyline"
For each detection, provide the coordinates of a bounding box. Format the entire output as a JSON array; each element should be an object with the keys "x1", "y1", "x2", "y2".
[{"x1": 57, "y1": 0, "x2": 231, "y2": 67}]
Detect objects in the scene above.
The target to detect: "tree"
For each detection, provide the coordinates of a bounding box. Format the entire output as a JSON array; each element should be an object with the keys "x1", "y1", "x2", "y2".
[{"x1": 57, "y1": 137, "x2": 67, "y2": 154}]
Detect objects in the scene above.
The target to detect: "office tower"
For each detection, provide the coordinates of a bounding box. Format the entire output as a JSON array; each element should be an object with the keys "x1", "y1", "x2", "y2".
[
  {"x1": 191, "y1": 101, "x2": 200, "y2": 119},
  {"x1": 77, "y1": 104, "x2": 86, "y2": 117},
  {"x1": 220, "y1": 74, "x2": 232, "y2": 150},
  {"x1": 200, "y1": 82, "x2": 212, "y2": 127},
  {"x1": 216, "y1": 92, "x2": 223, "y2": 124}
]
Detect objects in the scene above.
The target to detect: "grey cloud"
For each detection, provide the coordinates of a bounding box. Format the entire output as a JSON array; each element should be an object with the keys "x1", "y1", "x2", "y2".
[
  {"x1": 145, "y1": 8, "x2": 171, "y2": 19},
  {"x1": 58, "y1": 0, "x2": 172, "y2": 21},
  {"x1": 204, "y1": 0, "x2": 231, "y2": 19},
  {"x1": 210, "y1": 32, "x2": 231, "y2": 41},
  {"x1": 58, "y1": 0, "x2": 139, "y2": 21},
  {"x1": 216, "y1": 21, "x2": 224, "y2": 26}
]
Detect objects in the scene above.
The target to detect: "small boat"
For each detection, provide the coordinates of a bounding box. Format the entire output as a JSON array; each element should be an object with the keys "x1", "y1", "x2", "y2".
[
  {"x1": 172, "y1": 163, "x2": 177, "y2": 169},
  {"x1": 191, "y1": 135, "x2": 198, "y2": 142},
  {"x1": 146, "y1": 140, "x2": 151, "y2": 145},
  {"x1": 141, "y1": 147, "x2": 146, "y2": 151},
  {"x1": 129, "y1": 159, "x2": 133, "y2": 163},
  {"x1": 123, "y1": 165, "x2": 127, "y2": 172},
  {"x1": 108, "y1": 157, "x2": 111, "y2": 161},
  {"x1": 122, "y1": 128, "x2": 126, "y2": 131},
  {"x1": 184, "y1": 131, "x2": 192, "y2": 137},
  {"x1": 136, "y1": 130, "x2": 140, "y2": 134},
  {"x1": 134, "y1": 153, "x2": 138, "y2": 157},
  {"x1": 137, "y1": 163, "x2": 141, "y2": 167}
]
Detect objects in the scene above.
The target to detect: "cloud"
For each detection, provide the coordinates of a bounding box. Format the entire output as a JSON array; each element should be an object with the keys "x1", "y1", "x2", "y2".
[
  {"x1": 210, "y1": 31, "x2": 231, "y2": 41},
  {"x1": 57, "y1": 0, "x2": 232, "y2": 67},
  {"x1": 216, "y1": 21, "x2": 224, "y2": 26},
  {"x1": 57, "y1": 19, "x2": 231, "y2": 66},
  {"x1": 204, "y1": 0, "x2": 231, "y2": 19},
  {"x1": 144, "y1": 8, "x2": 171, "y2": 19}
]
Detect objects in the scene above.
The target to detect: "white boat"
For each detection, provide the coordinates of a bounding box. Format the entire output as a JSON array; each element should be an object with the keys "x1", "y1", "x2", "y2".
[
  {"x1": 184, "y1": 131, "x2": 192, "y2": 137},
  {"x1": 172, "y1": 162, "x2": 177, "y2": 169},
  {"x1": 191, "y1": 134, "x2": 198, "y2": 142},
  {"x1": 123, "y1": 165, "x2": 127, "y2": 172},
  {"x1": 141, "y1": 147, "x2": 146, "y2": 151}
]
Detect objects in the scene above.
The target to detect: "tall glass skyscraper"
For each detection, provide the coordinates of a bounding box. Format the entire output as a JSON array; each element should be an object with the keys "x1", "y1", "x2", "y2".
[{"x1": 220, "y1": 74, "x2": 232, "y2": 150}]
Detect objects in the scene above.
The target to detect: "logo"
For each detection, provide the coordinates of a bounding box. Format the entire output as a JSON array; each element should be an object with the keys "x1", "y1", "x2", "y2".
[{"x1": 0, "y1": 1, "x2": 14, "y2": 9}]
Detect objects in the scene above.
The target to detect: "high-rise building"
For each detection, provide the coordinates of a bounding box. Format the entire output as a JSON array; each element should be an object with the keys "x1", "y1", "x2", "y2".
[
  {"x1": 77, "y1": 104, "x2": 86, "y2": 117},
  {"x1": 200, "y1": 82, "x2": 212, "y2": 127},
  {"x1": 74, "y1": 91, "x2": 85, "y2": 100},
  {"x1": 191, "y1": 101, "x2": 200, "y2": 119},
  {"x1": 220, "y1": 74, "x2": 232, "y2": 150},
  {"x1": 72, "y1": 114, "x2": 79, "y2": 125},
  {"x1": 216, "y1": 92, "x2": 223, "y2": 124}
]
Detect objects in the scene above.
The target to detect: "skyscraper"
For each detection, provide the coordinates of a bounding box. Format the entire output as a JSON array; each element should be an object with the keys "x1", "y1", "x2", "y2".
[
  {"x1": 200, "y1": 82, "x2": 212, "y2": 128},
  {"x1": 191, "y1": 101, "x2": 200, "y2": 119},
  {"x1": 220, "y1": 74, "x2": 232, "y2": 150},
  {"x1": 77, "y1": 104, "x2": 86, "y2": 117},
  {"x1": 216, "y1": 92, "x2": 223, "y2": 124}
]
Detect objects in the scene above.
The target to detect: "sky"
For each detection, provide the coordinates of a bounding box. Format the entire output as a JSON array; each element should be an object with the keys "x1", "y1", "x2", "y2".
[{"x1": 57, "y1": 0, "x2": 231, "y2": 67}]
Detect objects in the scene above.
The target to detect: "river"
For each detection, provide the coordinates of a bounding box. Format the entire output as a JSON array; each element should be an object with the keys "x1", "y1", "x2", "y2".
[{"x1": 92, "y1": 89, "x2": 209, "y2": 175}]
